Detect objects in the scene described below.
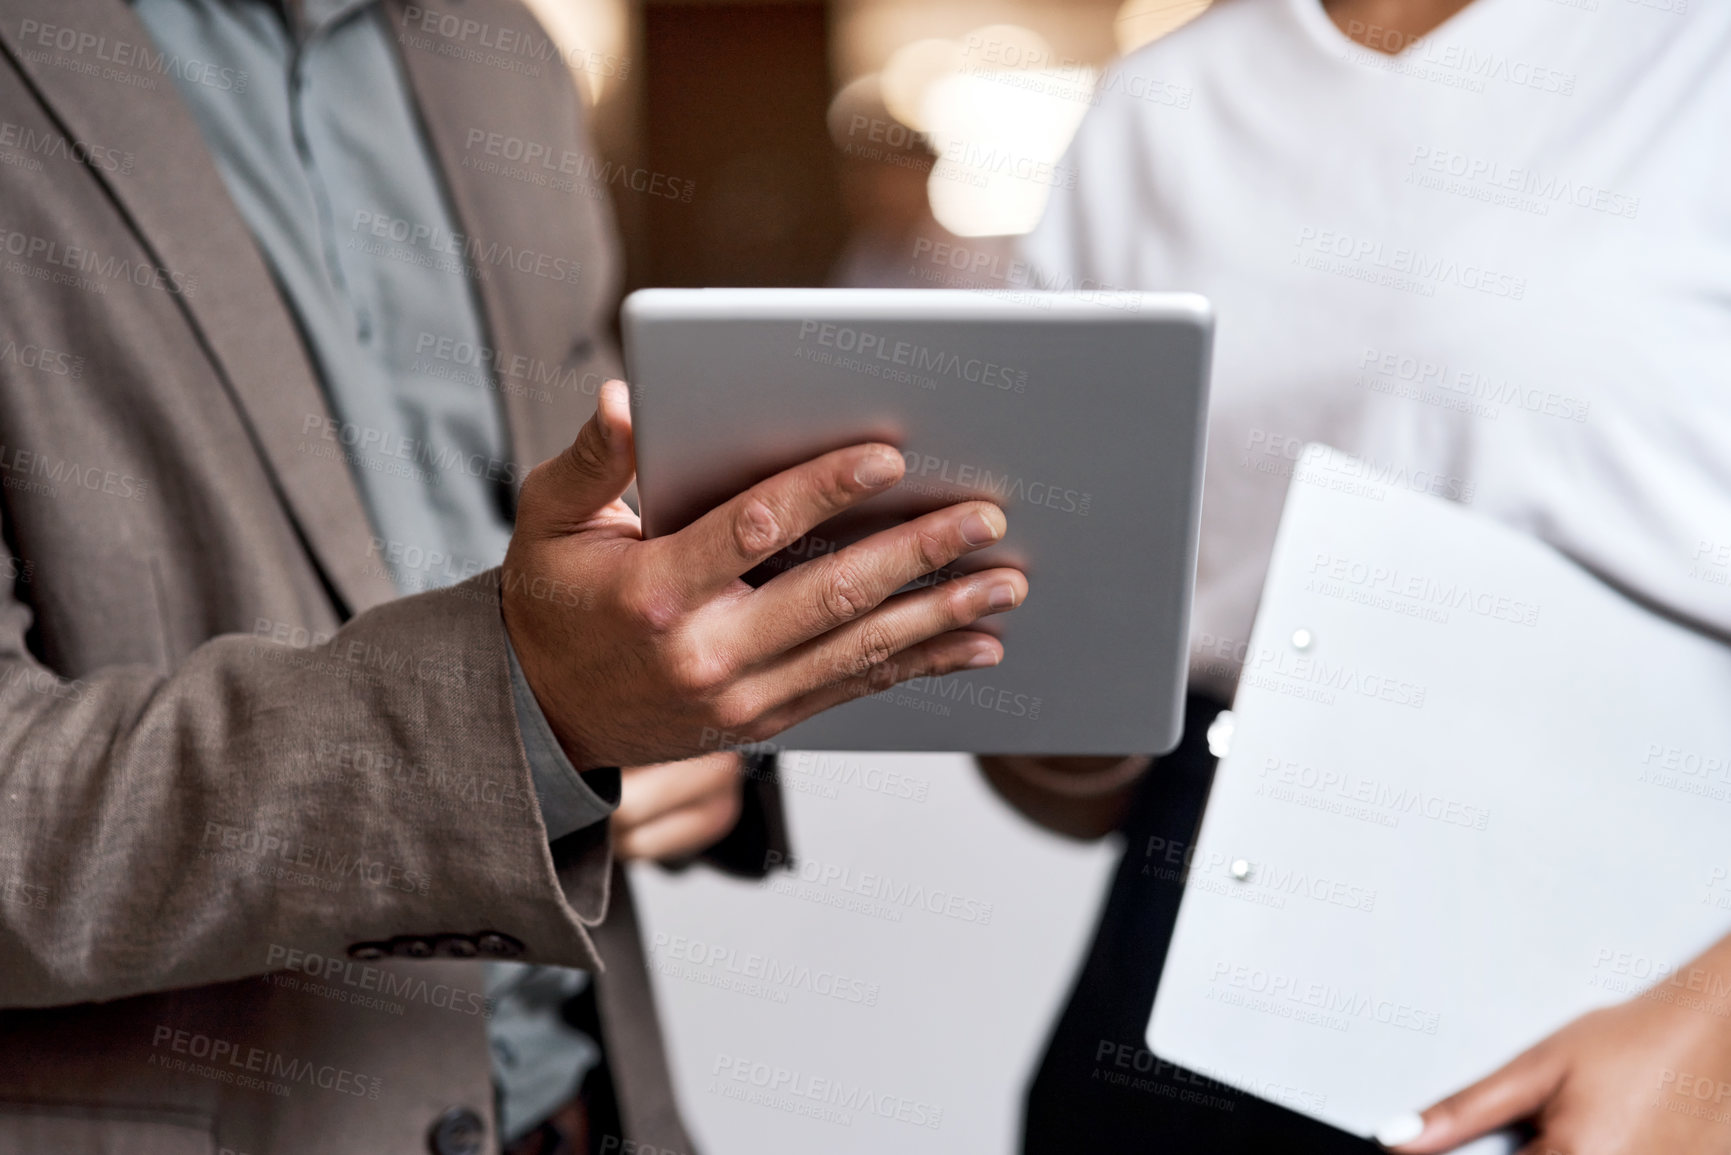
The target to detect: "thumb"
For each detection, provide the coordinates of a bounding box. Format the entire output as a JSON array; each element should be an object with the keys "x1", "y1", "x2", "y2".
[
  {"x1": 1377, "y1": 1042, "x2": 1565, "y2": 1153},
  {"x1": 518, "y1": 378, "x2": 637, "y2": 537}
]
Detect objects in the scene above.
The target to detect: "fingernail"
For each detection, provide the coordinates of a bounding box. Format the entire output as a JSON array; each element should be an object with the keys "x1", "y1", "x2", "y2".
[
  {"x1": 854, "y1": 450, "x2": 902, "y2": 489},
  {"x1": 1373, "y1": 1112, "x2": 1426, "y2": 1148},
  {"x1": 961, "y1": 509, "x2": 1004, "y2": 547},
  {"x1": 965, "y1": 646, "x2": 1000, "y2": 669},
  {"x1": 987, "y1": 582, "x2": 1019, "y2": 610},
  {"x1": 597, "y1": 380, "x2": 624, "y2": 442}
]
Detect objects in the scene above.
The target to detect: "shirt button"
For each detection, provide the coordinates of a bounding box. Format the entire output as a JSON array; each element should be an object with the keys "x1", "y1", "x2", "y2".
[
  {"x1": 426, "y1": 1106, "x2": 485, "y2": 1155},
  {"x1": 475, "y1": 932, "x2": 523, "y2": 959},
  {"x1": 394, "y1": 937, "x2": 436, "y2": 959},
  {"x1": 348, "y1": 942, "x2": 390, "y2": 961}
]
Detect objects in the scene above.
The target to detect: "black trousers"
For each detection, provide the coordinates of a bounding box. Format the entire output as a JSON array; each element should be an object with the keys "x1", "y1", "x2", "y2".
[{"x1": 1022, "y1": 696, "x2": 1380, "y2": 1154}]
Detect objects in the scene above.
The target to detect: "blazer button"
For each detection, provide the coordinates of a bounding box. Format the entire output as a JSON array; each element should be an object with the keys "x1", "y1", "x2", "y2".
[
  {"x1": 427, "y1": 1106, "x2": 485, "y2": 1155},
  {"x1": 475, "y1": 932, "x2": 523, "y2": 959},
  {"x1": 438, "y1": 935, "x2": 479, "y2": 958},
  {"x1": 348, "y1": 943, "x2": 390, "y2": 961},
  {"x1": 394, "y1": 937, "x2": 436, "y2": 959}
]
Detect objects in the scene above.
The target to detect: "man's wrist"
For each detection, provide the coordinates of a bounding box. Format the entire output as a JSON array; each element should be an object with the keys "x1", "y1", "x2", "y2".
[
  {"x1": 499, "y1": 581, "x2": 603, "y2": 773},
  {"x1": 505, "y1": 635, "x2": 618, "y2": 839}
]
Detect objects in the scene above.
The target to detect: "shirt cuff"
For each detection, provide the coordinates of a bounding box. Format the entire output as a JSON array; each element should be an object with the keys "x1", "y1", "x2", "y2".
[{"x1": 506, "y1": 637, "x2": 620, "y2": 842}]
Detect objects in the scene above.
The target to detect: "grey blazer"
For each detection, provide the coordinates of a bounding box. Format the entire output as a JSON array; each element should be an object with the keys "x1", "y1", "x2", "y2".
[{"x1": 0, "y1": 0, "x2": 781, "y2": 1150}]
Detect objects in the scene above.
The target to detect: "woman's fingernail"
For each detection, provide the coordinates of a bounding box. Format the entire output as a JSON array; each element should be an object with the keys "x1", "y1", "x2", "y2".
[{"x1": 1374, "y1": 1112, "x2": 1427, "y2": 1147}]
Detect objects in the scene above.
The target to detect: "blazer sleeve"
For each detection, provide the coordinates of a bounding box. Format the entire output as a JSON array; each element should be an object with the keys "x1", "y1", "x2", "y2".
[{"x1": 0, "y1": 561, "x2": 613, "y2": 1009}]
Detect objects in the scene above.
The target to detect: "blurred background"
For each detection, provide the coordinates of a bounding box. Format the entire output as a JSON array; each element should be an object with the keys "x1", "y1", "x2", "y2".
[
  {"x1": 525, "y1": 0, "x2": 1208, "y2": 288},
  {"x1": 518, "y1": 1, "x2": 1209, "y2": 1150}
]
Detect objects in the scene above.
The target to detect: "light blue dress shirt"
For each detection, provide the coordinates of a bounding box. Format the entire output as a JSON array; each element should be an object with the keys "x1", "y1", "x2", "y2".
[{"x1": 133, "y1": 0, "x2": 607, "y2": 1139}]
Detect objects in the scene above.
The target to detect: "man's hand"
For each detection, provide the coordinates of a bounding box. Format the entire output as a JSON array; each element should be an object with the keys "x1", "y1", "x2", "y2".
[
  {"x1": 1382, "y1": 933, "x2": 1731, "y2": 1155},
  {"x1": 613, "y1": 753, "x2": 745, "y2": 862},
  {"x1": 504, "y1": 379, "x2": 1027, "y2": 771}
]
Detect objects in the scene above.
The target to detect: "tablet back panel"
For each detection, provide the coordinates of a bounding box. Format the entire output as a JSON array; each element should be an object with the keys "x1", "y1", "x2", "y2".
[{"x1": 623, "y1": 288, "x2": 1212, "y2": 754}]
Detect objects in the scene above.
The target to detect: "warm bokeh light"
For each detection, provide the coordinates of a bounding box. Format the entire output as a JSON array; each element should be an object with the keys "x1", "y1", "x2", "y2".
[
  {"x1": 921, "y1": 61, "x2": 1093, "y2": 236},
  {"x1": 828, "y1": 74, "x2": 887, "y2": 147},
  {"x1": 1114, "y1": 0, "x2": 1211, "y2": 54},
  {"x1": 519, "y1": 0, "x2": 630, "y2": 105},
  {"x1": 956, "y1": 22, "x2": 1057, "y2": 71},
  {"x1": 880, "y1": 38, "x2": 966, "y2": 132}
]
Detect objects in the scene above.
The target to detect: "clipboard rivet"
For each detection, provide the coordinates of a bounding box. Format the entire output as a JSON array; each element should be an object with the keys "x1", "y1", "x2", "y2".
[
  {"x1": 1229, "y1": 858, "x2": 1252, "y2": 881},
  {"x1": 1290, "y1": 628, "x2": 1313, "y2": 651},
  {"x1": 1206, "y1": 710, "x2": 1235, "y2": 758}
]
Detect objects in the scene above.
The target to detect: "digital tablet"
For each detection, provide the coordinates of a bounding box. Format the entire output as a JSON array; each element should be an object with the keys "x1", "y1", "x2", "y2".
[{"x1": 623, "y1": 288, "x2": 1212, "y2": 754}]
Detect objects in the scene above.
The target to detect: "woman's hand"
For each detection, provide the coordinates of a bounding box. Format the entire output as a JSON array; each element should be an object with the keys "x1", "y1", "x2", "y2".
[
  {"x1": 613, "y1": 752, "x2": 746, "y2": 862},
  {"x1": 1384, "y1": 935, "x2": 1731, "y2": 1155},
  {"x1": 976, "y1": 755, "x2": 1152, "y2": 839}
]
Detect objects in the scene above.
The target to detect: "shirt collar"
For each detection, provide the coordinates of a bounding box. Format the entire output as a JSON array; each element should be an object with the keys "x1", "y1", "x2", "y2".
[
  {"x1": 125, "y1": 0, "x2": 381, "y2": 40},
  {"x1": 293, "y1": 0, "x2": 379, "y2": 38}
]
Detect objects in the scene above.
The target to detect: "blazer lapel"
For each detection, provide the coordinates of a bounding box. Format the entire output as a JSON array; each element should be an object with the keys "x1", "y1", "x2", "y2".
[
  {"x1": 386, "y1": 0, "x2": 624, "y2": 470},
  {"x1": 0, "y1": 0, "x2": 398, "y2": 616}
]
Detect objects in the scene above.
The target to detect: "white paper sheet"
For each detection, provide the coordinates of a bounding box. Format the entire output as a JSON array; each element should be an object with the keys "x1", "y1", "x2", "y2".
[{"x1": 1150, "y1": 448, "x2": 1731, "y2": 1145}]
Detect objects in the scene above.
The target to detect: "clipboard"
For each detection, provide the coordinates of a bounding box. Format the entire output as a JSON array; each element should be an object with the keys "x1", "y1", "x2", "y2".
[{"x1": 1149, "y1": 446, "x2": 1731, "y2": 1147}]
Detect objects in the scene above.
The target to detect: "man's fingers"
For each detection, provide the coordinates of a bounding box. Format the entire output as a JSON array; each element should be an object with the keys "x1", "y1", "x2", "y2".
[
  {"x1": 517, "y1": 378, "x2": 638, "y2": 539},
  {"x1": 1383, "y1": 1043, "x2": 1565, "y2": 1153},
  {"x1": 614, "y1": 752, "x2": 743, "y2": 830},
  {"x1": 615, "y1": 791, "x2": 744, "y2": 862},
  {"x1": 751, "y1": 629, "x2": 1004, "y2": 738},
  {"x1": 747, "y1": 568, "x2": 1025, "y2": 700},
  {"x1": 730, "y1": 502, "x2": 1011, "y2": 655},
  {"x1": 654, "y1": 443, "x2": 907, "y2": 605}
]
